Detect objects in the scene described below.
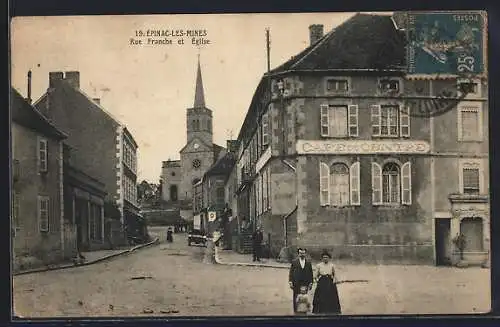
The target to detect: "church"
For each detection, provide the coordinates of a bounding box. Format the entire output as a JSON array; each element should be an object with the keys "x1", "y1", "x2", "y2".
[{"x1": 161, "y1": 58, "x2": 227, "y2": 221}]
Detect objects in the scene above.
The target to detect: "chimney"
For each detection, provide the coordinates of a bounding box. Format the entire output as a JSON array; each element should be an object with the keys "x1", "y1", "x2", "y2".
[
  {"x1": 65, "y1": 71, "x2": 80, "y2": 89},
  {"x1": 49, "y1": 71, "x2": 64, "y2": 88},
  {"x1": 27, "y1": 70, "x2": 32, "y2": 104},
  {"x1": 309, "y1": 24, "x2": 324, "y2": 46},
  {"x1": 93, "y1": 98, "x2": 100, "y2": 105}
]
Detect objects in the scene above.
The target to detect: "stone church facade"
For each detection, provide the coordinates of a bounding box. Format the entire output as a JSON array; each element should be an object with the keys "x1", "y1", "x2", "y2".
[{"x1": 161, "y1": 58, "x2": 226, "y2": 219}]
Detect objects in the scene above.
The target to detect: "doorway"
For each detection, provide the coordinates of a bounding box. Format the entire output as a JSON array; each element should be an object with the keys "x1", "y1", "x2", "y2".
[{"x1": 435, "y1": 218, "x2": 451, "y2": 266}]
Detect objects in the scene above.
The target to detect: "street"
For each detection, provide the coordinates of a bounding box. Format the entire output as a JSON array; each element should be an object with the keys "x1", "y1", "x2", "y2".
[{"x1": 13, "y1": 229, "x2": 490, "y2": 317}]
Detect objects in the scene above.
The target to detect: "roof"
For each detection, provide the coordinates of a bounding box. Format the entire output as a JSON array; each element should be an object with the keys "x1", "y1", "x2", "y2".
[
  {"x1": 268, "y1": 13, "x2": 406, "y2": 74},
  {"x1": 33, "y1": 78, "x2": 125, "y2": 129},
  {"x1": 205, "y1": 151, "x2": 236, "y2": 177},
  {"x1": 11, "y1": 87, "x2": 67, "y2": 139},
  {"x1": 237, "y1": 13, "x2": 406, "y2": 149}
]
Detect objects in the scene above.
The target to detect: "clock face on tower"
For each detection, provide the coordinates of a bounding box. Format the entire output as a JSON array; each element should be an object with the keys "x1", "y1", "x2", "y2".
[
  {"x1": 192, "y1": 159, "x2": 202, "y2": 169},
  {"x1": 193, "y1": 143, "x2": 199, "y2": 149}
]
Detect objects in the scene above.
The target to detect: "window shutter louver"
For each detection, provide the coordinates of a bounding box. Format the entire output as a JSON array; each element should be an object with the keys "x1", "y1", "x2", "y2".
[
  {"x1": 371, "y1": 105, "x2": 381, "y2": 136},
  {"x1": 400, "y1": 106, "x2": 410, "y2": 137},
  {"x1": 372, "y1": 162, "x2": 382, "y2": 205},
  {"x1": 320, "y1": 162, "x2": 330, "y2": 206},
  {"x1": 348, "y1": 105, "x2": 359, "y2": 137},
  {"x1": 350, "y1": 161, "x2": 361, "y2": 205},
  {"x1": 320, "y1": 104, "x2": 329, "y2": 137},
  {"x1": 402, "y1": 161, "x2": 412, "y2": 205}
]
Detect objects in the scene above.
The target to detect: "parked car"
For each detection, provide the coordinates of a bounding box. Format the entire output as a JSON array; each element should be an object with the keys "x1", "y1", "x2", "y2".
[{"x1": 188, "y1": 229, "x2": 207, "y2": 247}]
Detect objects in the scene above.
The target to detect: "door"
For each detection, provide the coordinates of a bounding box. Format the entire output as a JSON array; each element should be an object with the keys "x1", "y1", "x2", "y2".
[{"x1": 435, "y1": 218, "x2": 451, "y2": 266}]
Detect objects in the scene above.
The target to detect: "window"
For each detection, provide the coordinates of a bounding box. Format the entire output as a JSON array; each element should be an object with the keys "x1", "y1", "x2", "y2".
[
  {"x1": 460, "y1": 160, "x2": 483, "y2": 195},
  {"x1": 382, "y1": 163, "x2": 400, "y2": 203},
  {"x1": 371, "y1": 104, "x2": 410, "y2": 137},
  {"x1": 38, "y1": 138, "x2": 48, "y2": 172},
  {"x1": 460, "y1": 217, "x2": 484, "y2": 251},
  {"x1": 216, "y1": 187, "x2": 225, "y2": 205},
  {"x1": 372, "y1": 161, "x2": 412, "y2": 205},
  {"x1": 330, "y1": 164, "x2": 349, "y2": 206},
  {"x1": 262, "y1": 112, "x2": 269, "y2": 146},
  {"x1": 463, "y1": 168, "x2": 480, "y2": 194},
  {"x1": 326, "y1": 79, "x2": 348, "y2": 92},
  {"x1": 319, "y1": 161, "x2": 360, "y2": 206},
  {"x1": 458, "y1": 103, "x2": 482, "y2": 141},
  {"x1": 320, "y1": 104, "x2": 358, "y2": 137},
  {"x1": 379, "y1": 79, "x2": 400, "y2": 93},
  {"x1": 38, "y1": 196, "x2": 49, "y2": 232}
]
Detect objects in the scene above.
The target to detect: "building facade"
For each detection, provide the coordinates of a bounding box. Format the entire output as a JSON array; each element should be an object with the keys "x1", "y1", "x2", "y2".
[
  {"x1": 63, "y1": 144, "x2": 107, "y2": 252},
  {"x1": 11, "y1": 88, "x2": 71, "y2": 270},
  {"x1": 192, "y1": 146, "x2": 236, "y2": 236},
  {"x1": 230, "y1": 13, "x2": 489, "y2": 265},
  {"x1": 34, "y1": 71, "x2": 140, "y2": 246}
]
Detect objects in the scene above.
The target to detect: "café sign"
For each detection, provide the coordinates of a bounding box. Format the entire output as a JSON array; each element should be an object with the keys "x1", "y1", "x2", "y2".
[{"x1": 296, "y1": 140, "x2": 431, "y2": 155}]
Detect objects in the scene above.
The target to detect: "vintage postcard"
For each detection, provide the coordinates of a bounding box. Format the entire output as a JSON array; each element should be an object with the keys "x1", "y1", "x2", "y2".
[{"x1": 10, "y1": 11, "x2": 490, "y2": 318}]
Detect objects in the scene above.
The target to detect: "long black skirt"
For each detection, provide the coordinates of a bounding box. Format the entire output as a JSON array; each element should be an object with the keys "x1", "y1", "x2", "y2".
[{"x1": 312, "y1": 275, "x2": 342, "y2": 314}]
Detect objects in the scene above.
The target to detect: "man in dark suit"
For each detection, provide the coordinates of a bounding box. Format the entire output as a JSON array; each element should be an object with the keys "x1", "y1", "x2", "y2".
[
  {"x1": 288, "y1": 248, "x2": 314, "y2": 313},
  {"x1": 252, "y1": 226, "x2": 263, "y2": 262}
]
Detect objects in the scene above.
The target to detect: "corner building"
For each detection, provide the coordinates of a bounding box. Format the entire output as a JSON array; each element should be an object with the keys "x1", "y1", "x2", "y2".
[{"x1": 235, "y1": 13, "x2": 489, "y2": 265}]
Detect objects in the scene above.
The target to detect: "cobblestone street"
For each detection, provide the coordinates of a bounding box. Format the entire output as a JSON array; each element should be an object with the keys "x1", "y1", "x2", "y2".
[{"x1": 13, "y1": 232, "x2": 490, "y2": 318}]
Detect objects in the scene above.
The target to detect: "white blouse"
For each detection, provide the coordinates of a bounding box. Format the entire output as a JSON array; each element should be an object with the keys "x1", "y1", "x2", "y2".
[{"x1": 315, "y1": 262, "x2": 336, "y2": 279}]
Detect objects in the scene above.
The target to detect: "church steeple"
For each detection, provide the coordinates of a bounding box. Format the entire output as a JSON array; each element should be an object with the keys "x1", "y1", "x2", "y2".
[{"x1": 194, "y1": 55, "x2": 206, "y2": 108}]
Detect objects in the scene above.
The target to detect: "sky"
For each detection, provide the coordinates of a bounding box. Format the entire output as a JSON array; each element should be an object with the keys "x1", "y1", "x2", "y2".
[{"x1": 11, "y1": 12, "x2": 392, "y2": 182}]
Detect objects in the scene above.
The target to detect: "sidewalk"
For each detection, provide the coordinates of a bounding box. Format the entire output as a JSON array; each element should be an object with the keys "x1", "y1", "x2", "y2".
[
  {"x1": 215, "y1": 247, "x2": 289, "y2": 269},
  {"x1": 14, "y1": 238, "x2": 159, "y2": 276}
]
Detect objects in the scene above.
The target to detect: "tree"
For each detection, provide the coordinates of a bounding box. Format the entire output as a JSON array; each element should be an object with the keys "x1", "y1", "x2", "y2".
[{"x1": 137, "y1": 180, "x2": 156, "y2": 205}]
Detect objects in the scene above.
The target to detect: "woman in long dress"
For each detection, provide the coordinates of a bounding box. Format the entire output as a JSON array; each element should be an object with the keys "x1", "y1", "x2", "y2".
[{"x1": 312, "y1": 249, "x2": 342, "y2": 314}]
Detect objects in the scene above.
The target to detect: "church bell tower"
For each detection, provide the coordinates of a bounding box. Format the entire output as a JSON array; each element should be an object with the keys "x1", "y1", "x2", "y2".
[{"x1": 186, "y1": 56, "x2": 213, "y2": 146}]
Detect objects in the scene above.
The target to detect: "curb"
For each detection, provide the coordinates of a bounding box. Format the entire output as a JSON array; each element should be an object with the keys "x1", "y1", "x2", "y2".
[
  {"x1": 214, "y1": 247, "x2": 289, "y2": 269},
  {"x1": 14, "y1": 238, "x2": 160, "y2": 276}
]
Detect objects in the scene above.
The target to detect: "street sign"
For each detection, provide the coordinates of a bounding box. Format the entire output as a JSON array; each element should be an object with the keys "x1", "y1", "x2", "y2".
[{"x1": 208, "y1": 211, "x2": 216, "y2": 222}]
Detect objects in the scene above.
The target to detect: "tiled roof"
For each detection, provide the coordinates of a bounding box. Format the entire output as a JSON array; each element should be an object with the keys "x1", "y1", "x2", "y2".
[
  {"x1": 269, "y1": 13, "x2": 406, "y2": 74},
  {"x1": 11, "y1": 87, "x2": 67, "y2": 139},
  {"x1": 205, "y1": 151, "x2": 236, "y2": 177}
]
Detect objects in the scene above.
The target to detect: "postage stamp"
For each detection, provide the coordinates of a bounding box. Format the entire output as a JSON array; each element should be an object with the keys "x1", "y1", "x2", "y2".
[{"x1": 10, "y1": 10, "x2": 490, "y2": 319}]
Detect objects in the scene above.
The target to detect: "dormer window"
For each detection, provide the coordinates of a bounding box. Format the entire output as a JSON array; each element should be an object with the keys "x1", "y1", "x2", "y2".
[
  {"x1": 326, "y1": 79, "x2": 349, "y2": 92},
  {"x1": 379, "y1": 79, "x2": 400, "y2": 93}
]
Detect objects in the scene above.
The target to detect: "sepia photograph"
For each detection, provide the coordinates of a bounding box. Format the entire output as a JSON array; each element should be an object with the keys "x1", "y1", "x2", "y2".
[{"x1": 10, "y1": 10, "x2": 490, "y2": 318}]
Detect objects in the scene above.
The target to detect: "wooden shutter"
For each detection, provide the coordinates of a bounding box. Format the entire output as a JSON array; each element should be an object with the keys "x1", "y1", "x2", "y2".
[
  {"x1": 371, "y1": 105, "x2": 381, "y2": 136},
  {"x1": 350, "y1": 161, "x2": 361, "y2": 205},
  {"x1": 402, "y1": 161, "x2": 412, "y2": 205},
  {"x1": 320, "y1": 104, "x2": 329, "y2": 137},
  {"x1": 348, "y1": 105, "x2": 359, "y2": 137},
  {"x1": 320, "y1": 162, "x2": 330, "y2": 206},
  {"x1": 372, "y1": 162, "x2": 382, "y2": 205},
  {"x1": 262, "y1": 112, "x2": 269, "y2": 145},
  {"x1": 400, "y1": 106, "x2": 410, "y2": 137}
]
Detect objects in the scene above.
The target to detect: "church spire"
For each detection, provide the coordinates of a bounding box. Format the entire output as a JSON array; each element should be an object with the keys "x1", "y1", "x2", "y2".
[{"x1": 193, "y1": 55, "x2": 206, "y2": 108}]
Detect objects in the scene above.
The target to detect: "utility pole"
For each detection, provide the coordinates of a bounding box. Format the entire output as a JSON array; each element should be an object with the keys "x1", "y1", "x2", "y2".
[{"x1": 265, "y1": 28, "x2": 271, "y2": 73}]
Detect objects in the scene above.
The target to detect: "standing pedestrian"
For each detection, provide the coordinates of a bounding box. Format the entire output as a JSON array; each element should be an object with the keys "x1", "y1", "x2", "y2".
[
  {"x1": 288, "y1": 248, "x2": 314, "y2": 314},
  {"x1": 312, "y1": 249, "x2": 342, "y2": 315},
  {"x1": 252, "y1": 226, "x2": 263, "y2": 262}
]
